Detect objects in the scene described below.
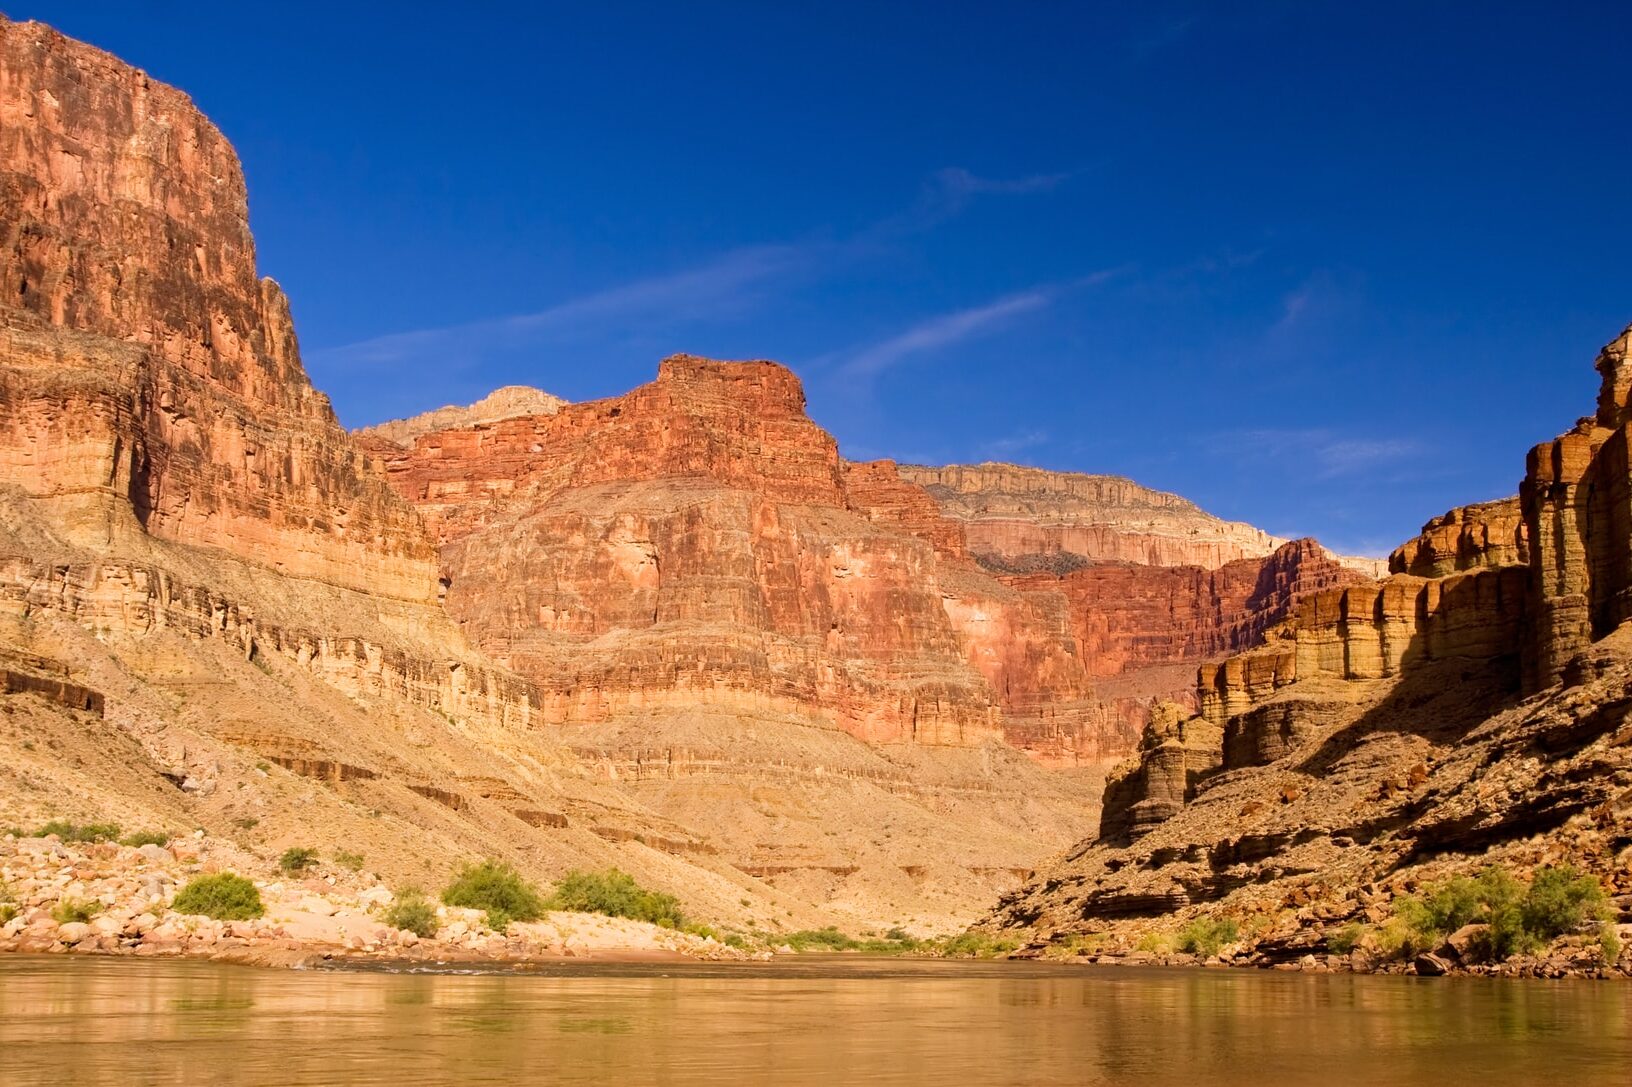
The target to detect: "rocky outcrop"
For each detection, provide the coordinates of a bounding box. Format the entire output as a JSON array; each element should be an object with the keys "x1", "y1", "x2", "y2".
[
  {"x1": 1097, "y1": 702, "x2": 1221, "y2": 842},
  {"x1": 1389, "y1": 497, "x2": 1528, "y2": 577},
  {"x1": 356, "y1": 385, "x2": 567, "y2": 447},
  {"x1": 986, "y1": 322, "x2": 1632, "y2": 962},
  {"x1": 1523, "y1": 325, "x2": 1632, "y2": 689},
  {"x1": 367, "y1": 357, "x2": 1089, "y2": 751},
  {"x1": 0, "y1": 17, "x2": 439, "y2": 602},
  {"x1": 898, "y1": 462, "x2": 1291, "y2": 570}
]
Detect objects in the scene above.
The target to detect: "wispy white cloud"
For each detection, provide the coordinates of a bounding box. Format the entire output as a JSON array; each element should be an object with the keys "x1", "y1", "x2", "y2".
[
  {"x1": 870, "y1": 166, "x2": 1082, "y2": 237},
  {"x1": 837, "y1": 291, "x2": 1054, "y2": 379},
  {"x1": 981, "y1": 428, "x2": 1050, "y2": 458},
  {"x1": 831, "y1": 269, "x2": 1121, "y2": 380},
  {"x1": 1211, "y1": 428, "x2": 1425, "y2": 480},
  {"x1": 312, "y1": 163, "x2": 1077, "y2": 380},
  {"x1": 312, "y1": 244, "x2": 812, "y2": 369}
]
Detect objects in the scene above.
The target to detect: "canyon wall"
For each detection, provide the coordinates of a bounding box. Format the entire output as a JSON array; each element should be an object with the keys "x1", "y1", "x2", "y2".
[
  {"x1": 0, "y1": 18, "x2": 439, "y2": 602},
  {"x1": 897, "y1": 462, "x2": 1290, "y2": 571},
  {"x1": 988, "y1": 323, "x2": 1632, "y2": 957}
]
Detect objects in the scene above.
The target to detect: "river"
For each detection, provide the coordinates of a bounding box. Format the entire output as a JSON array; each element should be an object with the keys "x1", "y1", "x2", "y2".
[{"x1": 1, "y1": 955, "x2": 1627, "y2": 1085}]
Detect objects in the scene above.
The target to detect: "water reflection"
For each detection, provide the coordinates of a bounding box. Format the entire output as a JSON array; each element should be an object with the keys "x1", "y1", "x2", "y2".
[{"x1": 0, "y1": 956, "x2": 1626, "y2": 1086}]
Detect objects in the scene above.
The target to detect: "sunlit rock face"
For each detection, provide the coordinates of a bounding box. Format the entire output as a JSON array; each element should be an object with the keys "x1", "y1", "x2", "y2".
[
  {"x1": 990, "y1": 324, "x2": 1632, "y2": 956},
  {"x1": 0, "y1": 17, "x2": 439, "y2": 601}
]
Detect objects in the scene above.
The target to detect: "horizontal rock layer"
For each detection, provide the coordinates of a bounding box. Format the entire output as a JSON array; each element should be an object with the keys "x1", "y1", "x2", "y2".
[{"x1": 898, "y1": 462, "x2": 1290, "y2": 570}]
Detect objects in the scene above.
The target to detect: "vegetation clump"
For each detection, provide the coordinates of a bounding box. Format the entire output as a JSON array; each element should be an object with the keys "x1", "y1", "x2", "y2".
[
  {"x1": 171, "y1": 872, "x2": 264, "y2": 921},
  {"x1": 1390, "y1": 865, "x2": 1613, "y2": 960},
  {"x1": 51, "y1": 897, "x2": 101, "y2": 924},
  {"x1": 333, "y1": 850, "x2": 365, "y2": 871},
  {"x1": 1177, "y1": 916, "x2": 1240, "y2": 957},
  {"x1": 380, "y1": 888, "x2": 439, "y2": 938},
  {"x1": 939, "y1": 931, "x2": 1021, "y2": 958},
  {"x1": 35, "y1": 820, "x2": 120, "y2": 843},
  {"x1": 443, "y1": 860, "x2": 545, "y2": 933},
  {"x1": 120, "y1": 830, "x2": 171, "y2": 848},
  {"x1": 545, "y1": 868, "x2": 683, "y2": 928},
  {"x1": 278, "y1": 847, "x2": 319, "y2": 874}
]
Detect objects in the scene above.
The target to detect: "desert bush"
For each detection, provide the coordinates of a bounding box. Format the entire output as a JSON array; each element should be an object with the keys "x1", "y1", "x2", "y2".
[
  {"x1": 1391, "y1": 865, "x2": 1611, "y2": 961},
  {"x1": 1177, "y1": 916, "x2": 1240, "y2": 957},
  {"x1": 443, "y1": 861, "x2": 545, "y2": 933},
  {"x1": 381, "y1": 888, "x2": 439, "y2": 938},
  {"x1": 278, "y1": 847, "x2": 319, "y2": 874},
  {"x1": 783, "y1": 926, "x2": 855, "y2": 951},
  {"x1": 545, "y1": 868, "x2": 682, "y2": 927},
  {"x1": 1520, "y1": 866, "x2": 1610, "y2": 943},
  {"x1": 333, "y1": 850, "x2": 365, "y2": 871},
  {"x1": 172, "y1": 872, "x2": 264, "y2": 920},
  {"x1": 36, "y1": 820, "x2": 120, "y2": 844},
  {"x1": 1327, "y1": 922, "x2": 1366, "y2": 954},
  {"x1": 120, "y1": 830, "x2": 171, "y2": 848},
  {"x1": 52, "y1": 897, "x2": 100, "y2": 924},
  {"x1": 940, "y1": 931, "x2": 1020, "y2": 958}
]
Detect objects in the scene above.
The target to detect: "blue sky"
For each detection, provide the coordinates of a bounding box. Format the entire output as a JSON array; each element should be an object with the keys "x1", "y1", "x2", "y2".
[{"x1": 13, "y1": 2, "x2": 1632, "y2": 555}]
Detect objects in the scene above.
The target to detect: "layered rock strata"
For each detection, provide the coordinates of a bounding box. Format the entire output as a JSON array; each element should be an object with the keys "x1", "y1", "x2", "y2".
[
  {"x1": 355, "y1": 385, "x2": 567, "y2": 447},
  {"x1": 1389, "y1": 497, "x2": 1528, "y2": 577},
  {"x1": 986, "y1": 322, "x2": 1632, "y2": 964},
  {"x1": 0, "y1": 19, "x2": 439, "y2": 602},
  {"x1": 898, "y1": 462, "x2": 1290, "y2": 570},
  {"x1": 0, "y1": 14, "x2": 1100, "y2": 932}
]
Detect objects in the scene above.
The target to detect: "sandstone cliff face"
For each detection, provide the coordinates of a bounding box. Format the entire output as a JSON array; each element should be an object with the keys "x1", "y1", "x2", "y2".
[
  {"x1": 1388, "y1": 497, "x2": 1528, "y2": 577},
  {"x1": 0, "y1": 15, "x2": 1103, "y2": 933},
  {"x1": 0, "y1": 17, "x2": 438, "y2": 602},
  {"x1": 898, "y1": 462, "x2": 1290, "y2": 570},
  {"x1": 355, "y1": 385, "x2": 567, "y2": 447},
  {"x1": 367, "y1": 357, "x2": 1086, "y2": 751},
  {"x1": 988, "y1": 323, "x2": 1632, "y2": 958}
]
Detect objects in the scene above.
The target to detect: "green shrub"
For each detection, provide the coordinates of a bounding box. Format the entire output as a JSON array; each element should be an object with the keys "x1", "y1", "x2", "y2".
[
  {"x1": 544, "y1": 868, "x2": 681, "y2": 927},
  {"x1": 784, "y1": 926, "x2": 855, "y2": 951},
  {"x1": 333, "y1": 850, "x2": 365, "y2": 871},
  {"x1": 940, "y1": 931, "x2": 1020, "y2": 958},
  {"x1": 52, "y1": 897, "x2": 100, "y2": 924},
  {"x1": 36, "y1": 820, "x2": 120, "y2": 844},
  {"x1": 1327, "y1": 922, "x2": 1366, "y2": 954},
  {"x1": 443, "y1": 861, "x2": 545, "y2": 929},
  {"x1": 172, "y1": 872, "x2": 264, "y2": 920},
  {"x1": 775, "y1": 926, "x2": 923, "y2": 954},
  {"x1": 1391, "y1": 865, "x2": 1611, "y2": 961},
  {"x1": 120, "y1": 830, "x2": 171, "y2": 848},
  {"x1": 0, "y1": 904, "x2": 15, "y2": 925},
  {"x1": 381, "y1": 888, "x2": 439, "y2": 938},
  {"x1": 278, "y1": 847, "x2": 319, "y2": 874},
  {"x1": 1520, "y1": 865, "x2": 1610, "y2": 942},
  {"x1": 1177, "y1": 916, "x2": 1240, "y2": 957},
  {"x1": 233, "y1": 817, "x2": 259, "y2": 831}
]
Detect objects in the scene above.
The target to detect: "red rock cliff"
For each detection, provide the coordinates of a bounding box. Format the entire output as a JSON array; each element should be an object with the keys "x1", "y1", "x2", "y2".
[{"x1": 0, "y1": 17, "x2": 439, "y2": 601}]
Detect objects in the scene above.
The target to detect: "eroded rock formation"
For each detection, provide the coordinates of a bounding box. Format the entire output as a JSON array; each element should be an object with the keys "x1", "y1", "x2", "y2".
[
  {"x1": 0, "y1": 15, "x2": 1104, "y2": 932},
  {"x1": 987, "y1": 323, "x2": 1632, "y2": 961},
  {"x1": 0, "y1": 18, "x2": 438, "y2": 602},
  {"x1": 356, "y1": 385, "x2": 568, "y2": 447},
  {"x1": 897, "y1": 462, "x2": 1291, "y2": 571}
]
